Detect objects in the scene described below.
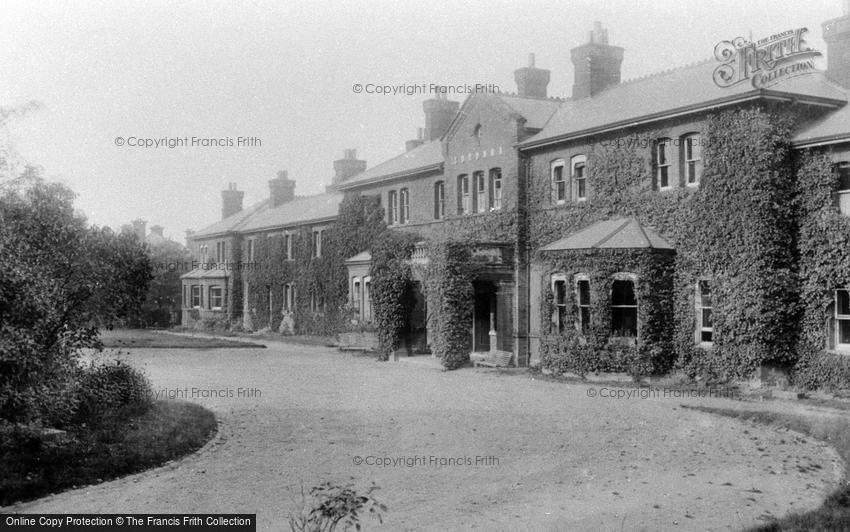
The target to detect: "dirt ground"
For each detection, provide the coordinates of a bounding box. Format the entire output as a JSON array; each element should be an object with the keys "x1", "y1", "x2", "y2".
[{"x1": 6, "y1": 342, "x2": 844, "y2": 531}]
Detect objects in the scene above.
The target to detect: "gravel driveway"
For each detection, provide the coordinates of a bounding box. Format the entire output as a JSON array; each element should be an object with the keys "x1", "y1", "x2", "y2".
[{"x1": 7, "y1": 342, "x2": 843, "y2": 531}]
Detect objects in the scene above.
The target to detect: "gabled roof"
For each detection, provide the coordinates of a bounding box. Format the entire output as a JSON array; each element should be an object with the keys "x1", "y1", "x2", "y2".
[
  {"x1": 335, "y1": 141, "x2": 443, "y2": 190},
  {"x1": 541, "y1": 218, "x2": 673, "y2": 251},
  {"x1": 521, "y1": 62, "x2": 847, "y2": 150},
  {"x1": 193, "y1": 200, "x2": 269, "y2": 238},
  {"x1": 240, "y1": 193, "x2": 342, "y2": 233},
  {"x1": 793, "y1": 99, "x2": 850, "y2": 147}
]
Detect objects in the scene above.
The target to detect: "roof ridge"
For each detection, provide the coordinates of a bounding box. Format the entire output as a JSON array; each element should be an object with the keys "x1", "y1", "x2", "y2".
[{"x1": 617, "y1": 57, "x2": 717, "y2": 87}]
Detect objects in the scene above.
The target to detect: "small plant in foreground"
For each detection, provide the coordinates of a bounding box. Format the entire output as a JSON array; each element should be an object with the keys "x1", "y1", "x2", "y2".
[{"x1": 288, "y1": 480, "x2": 386, "y2": 532}]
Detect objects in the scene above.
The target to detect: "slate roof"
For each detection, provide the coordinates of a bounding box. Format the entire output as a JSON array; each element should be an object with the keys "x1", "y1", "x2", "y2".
[
  {"x1": 521, "y1": 61, "x2": 847, "y2": 149},
  {"x1": 335, "y1": 141, "x2": 443, "y2": 190},
  {"x1": 497, "y1": 94, "x2": 563, "y2": 130},
  {"x1": 240, "y1": 193, "x2": 342, "y2": 233},
  {"x1": 193, "y1": 200, "x2": 269, "y2": 238},
  {"x1": 540, "y1": 218, "x2": 674, "y2": 251},
  {"x1": 793, "y1": 99, "x2": 850, "y2": 146}
]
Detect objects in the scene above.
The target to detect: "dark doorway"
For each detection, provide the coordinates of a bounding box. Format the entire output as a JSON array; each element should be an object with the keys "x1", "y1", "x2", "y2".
[{"x1": 473, "y1": 281, "x2": 497, "y2": 352}]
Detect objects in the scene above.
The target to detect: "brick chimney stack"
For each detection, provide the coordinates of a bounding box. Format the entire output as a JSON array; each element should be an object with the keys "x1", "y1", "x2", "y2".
[
  {"x1": 332, "y1": 149, "x2": 367, "y2": 188},
  {"x1": 422, "y1": 93, "x2": 459, "y2": 140},
  {"x1": 570, "y1": 21, "x2": 624, "y2": 99},
  {"x1": 824, "y1": 4, "x2": 850, "y2": 88},
  {"x1": 150, "y1": 225, "x2": 164, "y2": 237},
  {"x1": 221, "y1": 182, "x2": 244, "y2": 220},
  {"x1": 514, "y1": 53, "x2": 551, "y2": 98},
  {"x1": 269, "y1": 171, "x2": 296, "y2": 208}
]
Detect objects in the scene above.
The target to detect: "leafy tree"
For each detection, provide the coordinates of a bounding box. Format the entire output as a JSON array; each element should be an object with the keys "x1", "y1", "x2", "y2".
[{"x1": 0, "y1": 170, "x2": 152, "y2": 423}]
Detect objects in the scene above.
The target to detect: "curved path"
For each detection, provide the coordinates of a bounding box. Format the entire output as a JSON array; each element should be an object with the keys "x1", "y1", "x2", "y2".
[{"x1": 6, "y1": 343, "x2": 843, "y2": 531}]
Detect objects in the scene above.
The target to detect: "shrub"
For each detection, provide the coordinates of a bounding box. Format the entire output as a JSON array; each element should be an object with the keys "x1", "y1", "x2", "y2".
[
  {"x1": 73, "y1": 361, "x2": 153, "y2": 426},
  {"x1": 288, "y1": 481, "x2": 386, "y2": 532}
]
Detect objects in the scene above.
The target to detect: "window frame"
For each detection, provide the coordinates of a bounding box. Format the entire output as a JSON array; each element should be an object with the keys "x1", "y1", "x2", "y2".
[
  {"x1": 683, "y1": 133, "x2": 702, "y2": 186},
  {"x1": 474, "y1": 171, "x2": 486, "y2": 213},
  {"x1": 836, "y1": 162, "x2": 850, "y2": 216},
  {"x1": 551, "y1": 159, "x2": 566, "y2": 204},
  {"x1": 836, "y1": 288, "x2": 850, "y2": 351},
  {"x1": 551, "y1": 274, "x2": 568, "y2": 334},
  {"x1": 575, "y1": 274, "x2": 591, "y2": 334},
  {"x1": 571, "y1": 155, "x2": 587, "y2": 201},
  {"x1": 610, "y1": 276, "x2": 638, "y2": 339},
  {"x1": 656, "y1": 138, "x2": 672, "y2": 190},
  {"x1": 191, "y1": 285, "x2": 202, "y2": 308},
  {"x1": 209, "y1": 285, "x2": 223, "y2": 310},
  {"x1": 489, "y1": 168, "x2": 502, "y2": 211},
  {"x1": 363, "y1": 276, "x2": 372, "y2": 322},
  {"x1": 388, "y1": 190, "x2": 399, "y2": 225},
  {"x1": 457, "y1": 174, "x2": 470, "y2": 214},
  {"x1": 434, "y1": 181, "x2": 445, "y2": 219},
  {"x1": 696, "y1": 280, "x2": 714, "y2": 345},
  {"x1": 399, "y1": 188, "x2": 410, "y2": 224}
]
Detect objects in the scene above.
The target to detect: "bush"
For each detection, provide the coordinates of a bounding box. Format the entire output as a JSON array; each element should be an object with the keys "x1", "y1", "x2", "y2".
[
  {"x1": 425, "y1": 241, "x2": 475, "y2": 370},
  {"x1": 288, "y1": 481, "x2": 386, "y2": 532},
  {"x1": 73, "y1": 361, "x2": 153, "y2": 425}
]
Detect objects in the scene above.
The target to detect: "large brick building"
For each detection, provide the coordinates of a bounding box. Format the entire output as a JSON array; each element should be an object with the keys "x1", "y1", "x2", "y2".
[{"x1": 184, "y1": 9, "x2": 850, "y2": 383}]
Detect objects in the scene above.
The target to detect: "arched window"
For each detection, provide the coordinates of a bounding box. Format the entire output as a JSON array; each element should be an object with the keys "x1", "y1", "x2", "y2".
[
  {"x1": 474, "y1": 171, "x2": 486, "y2": 213},
  {"x1": 571, "y1": 155, "x2": 587, "y2": 200},
  {"x1": 656, "y1": 138, "x2": 672, "y2": 190},
  {"x1": 682, "y1": 133, "x2": 702, "y2": 186},
  {"x1": 434, "y1": 181, "x2": 445, "y2": 219},
  {"x1": 611, "y1": 278, "x2": 637, "y2": 338},
  {"x1": 457, "y1": 175, "x2": 470, "y2": 214},
  {"x1": 399, "y1": 188, "x2": 410, "y2": 224},
  {"x1": 551, "y1": 159, "x2": 566, "y2": 203},
  {"x1": 472, "y1": 123, "x2": 482, "y2": 139},
  {"x1": 489, "y1": 168, "x2": 502, "y2": 211}
]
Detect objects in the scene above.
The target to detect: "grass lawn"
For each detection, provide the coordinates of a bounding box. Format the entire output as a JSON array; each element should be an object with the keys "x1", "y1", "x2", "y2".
[
  {"x1": 684, "y1": 405, "x2": 850, "y2": 531},
  {"x1": 0, "y1": 400, "x2": 217, "y2": 506},
  {"x1": 100, "y1": 328, "x2": 264, "y2": 349}
]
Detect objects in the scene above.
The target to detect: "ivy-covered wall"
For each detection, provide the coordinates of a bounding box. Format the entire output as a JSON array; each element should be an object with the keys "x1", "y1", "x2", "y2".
[
  {"x1": 242, "y1": 194, "x2": 385, "y2": 335},
  {"x1": 526, "y1": 105, "x2": 805, "y2": 380},
  {"x1": 794, "y1": 151, "x2": 850, "y2": 390},
  {"x1": 537, "y1": 249, "x2": 675, "y2": 377}
]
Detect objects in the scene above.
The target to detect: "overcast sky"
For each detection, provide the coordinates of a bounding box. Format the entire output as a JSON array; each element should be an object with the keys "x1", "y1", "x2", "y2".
[{"x1": 0, "y1": 0, "x2": 844, "y2": 241}]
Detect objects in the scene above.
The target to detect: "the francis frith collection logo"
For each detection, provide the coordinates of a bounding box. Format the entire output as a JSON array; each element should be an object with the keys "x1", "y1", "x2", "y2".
[{"x1": 713, "y1": 28, "x2": 821, "y2": 89}]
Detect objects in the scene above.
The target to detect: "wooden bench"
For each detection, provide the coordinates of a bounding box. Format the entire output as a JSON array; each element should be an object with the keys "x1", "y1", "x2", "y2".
[{"x1": 473, "y1": 350, "x2": 513, "y2": 368}]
